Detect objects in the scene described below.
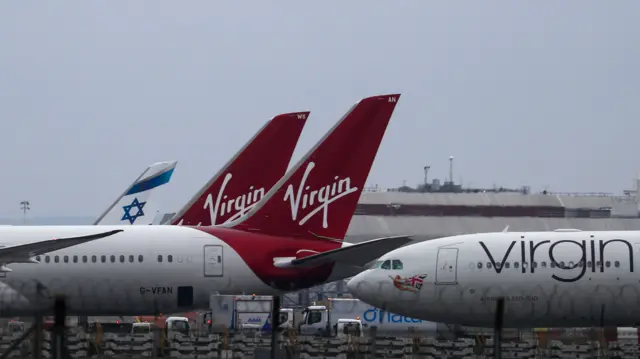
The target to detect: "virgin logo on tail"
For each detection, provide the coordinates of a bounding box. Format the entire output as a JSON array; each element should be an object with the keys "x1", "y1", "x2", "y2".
[
  {"x1": 205, "y1": 173, "x2": 265, "y2": 225},
  {"x1": 175, "y1": 173, "x2": 265, "y2": 226},
  {"x1": 284, "y1": 162, "x2": 358, "y2": 228}
]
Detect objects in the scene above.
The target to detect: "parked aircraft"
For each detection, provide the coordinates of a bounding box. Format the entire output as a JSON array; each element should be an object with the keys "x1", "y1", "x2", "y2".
[
  {"x1": 0, "y1": 94, "x2": 409, "y2": 316},
  {"x1": 347, "y1": 229, "x2": 640, "y2": 328}
]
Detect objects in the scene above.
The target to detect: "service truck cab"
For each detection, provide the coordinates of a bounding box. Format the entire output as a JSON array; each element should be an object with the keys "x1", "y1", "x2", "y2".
[
  {"x1": 131, "y1": 322, "x2": 152, "y2": 335},
  {"x1": 299, "y1": 305, "x2": 363, "y2": 337},
  {"x1": 165, "y1": 316, "x2": 190, "y2": 336},
  {"x1": 335, "y1": 319, "x2": 364, "y2": 338}
]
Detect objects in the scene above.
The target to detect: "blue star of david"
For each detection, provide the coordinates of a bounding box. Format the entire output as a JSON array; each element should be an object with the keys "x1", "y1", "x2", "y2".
[{"x1": 122, "y1": 197, "x2": 146, "y2": 224}]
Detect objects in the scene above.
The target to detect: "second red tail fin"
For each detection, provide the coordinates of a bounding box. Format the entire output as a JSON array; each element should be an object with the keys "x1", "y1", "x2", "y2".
[
  {"x1": 228, "y1": 94, "x2": 400, "y2": 240},
  {"x1": 171, "y1": 112, "x2": 309, "y2": 226}
]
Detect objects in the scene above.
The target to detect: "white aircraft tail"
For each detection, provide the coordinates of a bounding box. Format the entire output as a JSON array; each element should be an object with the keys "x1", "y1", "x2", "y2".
[{"x1": 94, "y1": 161, "x2": 177, "y2": 225}]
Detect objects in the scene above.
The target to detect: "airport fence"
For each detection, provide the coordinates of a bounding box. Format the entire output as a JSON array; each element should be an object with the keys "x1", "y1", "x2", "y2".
[{"x1": 1, "y1": 325, "x2": 640, "y2": 359}]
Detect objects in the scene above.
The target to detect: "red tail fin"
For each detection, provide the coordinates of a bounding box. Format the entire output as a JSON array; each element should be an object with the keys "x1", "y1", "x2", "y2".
[
  {"x1": 228, "y1": 94, "x2": 400, "y2": 240},
  {"x1": 171, "y1": 112, "x2": 309, "y2": 225}
]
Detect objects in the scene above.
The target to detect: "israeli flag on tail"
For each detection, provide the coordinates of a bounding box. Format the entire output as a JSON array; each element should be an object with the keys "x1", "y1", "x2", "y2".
[{"x1": 93, "y1": 161, "x2": 177, "y2": 225}]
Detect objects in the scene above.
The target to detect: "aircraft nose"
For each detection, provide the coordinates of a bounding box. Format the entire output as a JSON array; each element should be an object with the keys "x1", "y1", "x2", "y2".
[
  {"x1": 347, "y1": 272, "x2": 371, "y2": 301},
  {"x1": 346, "y1": 274, "x2": 361, "y2": 294}
]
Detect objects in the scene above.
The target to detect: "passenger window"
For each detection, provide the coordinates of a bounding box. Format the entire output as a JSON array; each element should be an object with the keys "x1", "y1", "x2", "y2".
[
  {"x1": 158, "y1": 255, "x2": 163, "y2": 263},
  {"x1": 486, "y1": 262, "x2": 492, "y2": 269},
  {"x1": 495, "y1": 262, "x2": 501, "y2": 269},
  {"x1": 168, "y1": 255, "x2": 173, "y2": 263},
  {"x1": 120, "y1": 255, "x2": 125, "y2": 263},
  {"x1": 129, "y1": 255, "x2": 134, "y2": 263},
  {"x1": 45, "y1": 256, "x2": 50, "y2": 263},
  {"x1": 73, "y1": 255, "x2": 78, "y2": 263},
  {"x1": 91, "y1": 255, "x2": 97, "y2": 263},
  {"x1": 541, "y1": 261, "x2": 547, "y2": 268},
  {"x1": 63, "y1": 255, "x2": 69, "y2": 263},
  {"x1": 101, "y1": 255, "x2": 106, "y2": 263},
  {"x1": 110, "y1": 255, "x2": 115, "y2": 263},
  {"x1": 514, "y1": 262, "x2": 519, "y2": 269},
  {"x1": 82, "y1": 255, "x2": 88, "y2": 263},
  {"x1": 569, "y1": 261, "x2": 574, "y2": 268},
  {"x1": 587, "y1": 261, "x2": 592, "y2": 267},
  {"x1": 532, "y1": 262, "x2": 537, "y2": 269},
  {"x1": 391, "y1": 260, "x2": 403, "y2": 270},
  {"x1": 54, "y1": 256, "x2": 59, "y2": 263},
  {"x1": 605, "y1": 261, "x2": 611, "y2": 268},
  {"x1": 522, "y1": 262, "x2": 528, "y2": 269},
  {"x1": 615, "y1": 261, "x2": 620, "y2": 268},
  {"x1": 380, "y1": 260, "x2": 391, "y2": 269},
  {"x1": 551, "y1": 262, "x2": 556, "y2": 268},
  {"x1": 138, "y1": 255, "x2": 143, "y2": 263},
  {"x1": 559, "y1": 261, "x2": 565, "y2": 268},
  {"x1": 505, "y1": 262, "x2": 510, "y2": 269}
]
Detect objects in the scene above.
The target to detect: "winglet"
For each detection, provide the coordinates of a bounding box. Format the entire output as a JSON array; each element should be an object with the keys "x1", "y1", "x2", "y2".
[
  {"x1": 228, "y1": 94, "x2": 401, "y2": 241},
  {"x1": 170, "y1": 112, "x2": 309, "y2": 226}
]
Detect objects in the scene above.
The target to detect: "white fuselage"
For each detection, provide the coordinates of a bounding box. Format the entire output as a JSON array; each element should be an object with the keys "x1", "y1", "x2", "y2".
[
  {"x1": 0, "y1": 226, "x2": 350, "y2": 316},
  {"x1": 347, "y1": 230, "x2": 640, "y2": 328}
]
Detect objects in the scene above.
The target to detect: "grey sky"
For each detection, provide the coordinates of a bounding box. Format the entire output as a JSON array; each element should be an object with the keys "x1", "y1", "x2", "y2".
[{"x1": 0, "y1": 1, "x2": 638, "y2": 219}]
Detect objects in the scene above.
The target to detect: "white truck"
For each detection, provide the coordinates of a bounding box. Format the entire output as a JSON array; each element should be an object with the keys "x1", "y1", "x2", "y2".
[
  {"x1": 208, "y1": 295, "x2": 296, "y2": 332},
  {"x1": 208, "y1": 295, "x2": 437, "y2": 336},
  {"x1": 298, "y1": 298, "x2": 438, "y2": 336}
]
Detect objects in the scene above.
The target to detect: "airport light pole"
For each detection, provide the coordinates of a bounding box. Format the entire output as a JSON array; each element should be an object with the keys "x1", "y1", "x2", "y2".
[
  {"x1": 423, "y1": 165, "x2": 430, "y2": 187},
  {"x1": 449, "y1": 156, "x2": 454, "y2": 185},
  {"x1": 20, "y1": 200, "x2": 30, "y2": 225}
]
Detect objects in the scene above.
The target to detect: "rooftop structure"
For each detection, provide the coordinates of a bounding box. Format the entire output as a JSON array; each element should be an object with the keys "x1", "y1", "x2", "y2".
[{"x1": 357, "y1": 188, "x2": 640, "y2": 218}]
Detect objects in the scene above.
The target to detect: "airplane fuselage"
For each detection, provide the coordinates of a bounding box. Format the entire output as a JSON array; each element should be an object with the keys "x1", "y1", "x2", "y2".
[
  {"x1": 0, "y1": 226, "x2": 353, "y2": 316},
  {"x1": 348, "y1": 230, "x2": 640, "y2": 328}
]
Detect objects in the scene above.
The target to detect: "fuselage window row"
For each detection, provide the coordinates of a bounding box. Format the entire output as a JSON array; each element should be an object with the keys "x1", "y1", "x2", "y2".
[
  {"x1": 35, "y1": 254, "x2": 176, "y2": 264},
  {"x1": 473, "y1": 260, "x2": 621, "y2": 270}
]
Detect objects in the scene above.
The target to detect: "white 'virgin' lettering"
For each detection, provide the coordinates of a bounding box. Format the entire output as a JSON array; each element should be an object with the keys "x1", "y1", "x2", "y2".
[
  {"x1": 204, "y1": 173, "x2": 265, "y2": 225},
  {"x1": 284, "y1": 162, "x2": 358, "y2": 228}
]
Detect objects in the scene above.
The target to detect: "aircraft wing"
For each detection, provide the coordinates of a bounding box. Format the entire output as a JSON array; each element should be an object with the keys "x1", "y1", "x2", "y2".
[
  {"x1": 0, "y1": 229, "x2": 123, "y2": 265},
  {"x1": 273, "y1": 236, "x2": 413, "y2": 269}
]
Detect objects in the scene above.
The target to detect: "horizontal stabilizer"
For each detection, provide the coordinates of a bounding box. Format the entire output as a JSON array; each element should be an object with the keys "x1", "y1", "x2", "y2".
[
  {"x1": 0, "y1": 229, "x2": 123, "y2": 264},
  {"x1": 273, "y1": 235, "x2": 413, "y2": 269}
]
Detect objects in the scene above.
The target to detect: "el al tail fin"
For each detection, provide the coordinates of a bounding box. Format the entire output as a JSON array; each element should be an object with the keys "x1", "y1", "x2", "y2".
[
  {"x1": 94, "y1": 161, "x2": 177, "y2": 225},
  {"x1": 228, "y1": 94, "x2": 400, "y2": 240},
  {"x1": 170, "y1": 112, "x2": 309, "y2": 226}
]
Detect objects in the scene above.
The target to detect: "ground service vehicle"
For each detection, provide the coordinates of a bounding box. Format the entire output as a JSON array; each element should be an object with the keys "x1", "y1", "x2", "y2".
[{"x1": 299, "y1": 298, "x2": 437, "y2": 335}]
